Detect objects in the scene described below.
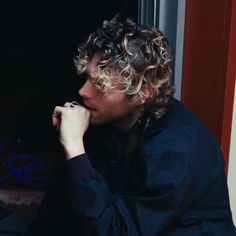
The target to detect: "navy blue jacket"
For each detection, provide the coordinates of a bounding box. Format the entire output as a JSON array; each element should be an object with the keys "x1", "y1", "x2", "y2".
[{"x1": 28, "y1": 98, "x2": 236, "y2": 235}]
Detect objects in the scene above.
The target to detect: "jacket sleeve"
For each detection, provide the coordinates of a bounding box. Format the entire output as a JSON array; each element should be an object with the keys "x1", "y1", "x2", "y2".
[{"x1": 66, "y1": 151, "x2": 196, "y2": 236}]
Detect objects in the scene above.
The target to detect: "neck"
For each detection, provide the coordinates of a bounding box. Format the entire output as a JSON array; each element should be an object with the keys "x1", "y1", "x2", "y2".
[{"x1": 111, "y1": 109, "x2": 143, "y2": 134}]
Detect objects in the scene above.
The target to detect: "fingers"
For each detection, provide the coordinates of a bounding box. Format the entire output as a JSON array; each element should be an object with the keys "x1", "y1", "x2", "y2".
[
  {"x1": 64, "y1": 101, "x2": 80, "y2": 108},
  {"x1": 52, "y1": 101, "x2": 87, "y2": 127},
  {"x1": 52, "y1": 102, "x2": 90, "y2": 149},
  {"x1": 52, "y1": 106, "x2": 64, "y2": 126},
  {"x1": 64, "y1": 102, "x2": 74, "y2": 108}
]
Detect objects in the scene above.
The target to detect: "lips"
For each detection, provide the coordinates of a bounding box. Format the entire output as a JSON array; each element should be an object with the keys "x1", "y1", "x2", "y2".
[{"x1": 84, "y1": 102, "x2": 96, "y2": 110}]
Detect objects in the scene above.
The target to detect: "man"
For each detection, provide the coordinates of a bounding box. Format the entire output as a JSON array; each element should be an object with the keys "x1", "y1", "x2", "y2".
[{"x1": 28, "y1": 16, "x2": 236, "y2": 235}]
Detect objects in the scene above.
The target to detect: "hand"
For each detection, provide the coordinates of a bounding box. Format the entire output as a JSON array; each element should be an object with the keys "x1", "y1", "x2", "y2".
[{"x1": 52, "y1": 101, "x2": 90, "y2": 159}]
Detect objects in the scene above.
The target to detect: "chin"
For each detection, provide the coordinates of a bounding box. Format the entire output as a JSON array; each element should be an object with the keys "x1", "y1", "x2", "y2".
[
  {"x1": 89, "y1": 117, "x2": 105, "y2": 125},
  {"x1": 90, "y1": 114, "x2": 114, "y2": 125}
]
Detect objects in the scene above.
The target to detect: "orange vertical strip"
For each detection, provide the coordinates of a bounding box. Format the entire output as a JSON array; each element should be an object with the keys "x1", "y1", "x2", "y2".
[{"x1": 182, "y1": 0, "x2": 235, "y2": 173}]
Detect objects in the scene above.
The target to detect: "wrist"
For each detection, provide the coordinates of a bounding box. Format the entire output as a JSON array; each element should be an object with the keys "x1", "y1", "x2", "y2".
[{"x1": 63, "y1": 140, "x2": 85, "y2": 160}]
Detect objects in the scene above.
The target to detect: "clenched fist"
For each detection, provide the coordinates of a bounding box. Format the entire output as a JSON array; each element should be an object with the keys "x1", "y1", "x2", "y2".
[{"x1": 52, "y1": 101, "x2": 90, "y2": 159}]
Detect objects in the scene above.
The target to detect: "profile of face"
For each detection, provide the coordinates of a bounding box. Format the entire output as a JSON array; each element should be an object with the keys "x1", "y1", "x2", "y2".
[{"x1": 78, "y1": 54, "x2": 145, "y2": 127}]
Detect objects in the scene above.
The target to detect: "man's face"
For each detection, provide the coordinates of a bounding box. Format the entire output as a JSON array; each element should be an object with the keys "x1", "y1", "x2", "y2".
[{"x1": 78, "y1": 54, "x2": 140, "y2": 126}]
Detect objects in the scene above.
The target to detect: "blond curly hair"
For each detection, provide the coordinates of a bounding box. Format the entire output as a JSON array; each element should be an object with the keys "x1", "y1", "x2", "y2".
[{"x1": 74, "y1": 16, "x2": 174, "y2": 118}]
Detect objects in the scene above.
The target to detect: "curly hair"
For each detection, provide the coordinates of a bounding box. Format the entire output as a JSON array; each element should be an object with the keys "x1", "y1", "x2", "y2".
[{"x1": 74, "y1": 16, "x2": 175, "y2": 119}]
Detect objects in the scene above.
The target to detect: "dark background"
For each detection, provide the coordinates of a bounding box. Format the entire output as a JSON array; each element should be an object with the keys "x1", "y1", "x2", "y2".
[{"x1": 0, "y1": 0, "x2": 138, "y2": 153}]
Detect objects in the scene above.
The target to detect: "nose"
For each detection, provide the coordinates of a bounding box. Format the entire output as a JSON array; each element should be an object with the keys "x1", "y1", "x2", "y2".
[{"x1": 78, "y1": 79, "x2": 93, "y2": 98}]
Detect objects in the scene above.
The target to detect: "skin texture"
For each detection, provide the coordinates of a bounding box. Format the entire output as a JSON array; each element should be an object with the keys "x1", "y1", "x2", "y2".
[
  {"x1": 79, "y1": 54, "x2": 144, "y2": 131},
  {"x1": 52, "y1": 54, "x2": 145, "y2": 159}
]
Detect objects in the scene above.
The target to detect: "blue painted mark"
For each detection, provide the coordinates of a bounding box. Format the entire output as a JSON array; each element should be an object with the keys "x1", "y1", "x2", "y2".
[{"x1": 0, "y1": 138, "x2": 53, "y2": 189}]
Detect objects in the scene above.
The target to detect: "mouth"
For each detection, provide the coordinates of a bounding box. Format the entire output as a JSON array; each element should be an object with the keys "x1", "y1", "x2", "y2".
[{"x1": 83, "y1": 102, "x2": 96, "y2": 111}]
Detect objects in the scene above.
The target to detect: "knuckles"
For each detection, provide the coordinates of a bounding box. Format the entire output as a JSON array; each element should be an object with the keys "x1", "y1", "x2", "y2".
[{"x1": 53, "y1": 105, "x2": 90, "y2": 118}]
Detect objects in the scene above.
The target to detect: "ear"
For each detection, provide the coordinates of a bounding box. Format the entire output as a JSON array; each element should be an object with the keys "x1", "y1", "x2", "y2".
[{"x1": 138, "y1": 84, "x2": 152, "y2": 105}]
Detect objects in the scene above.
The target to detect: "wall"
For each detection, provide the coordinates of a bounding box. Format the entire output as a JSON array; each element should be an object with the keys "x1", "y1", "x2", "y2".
[
  {"x1": 182, "y1": 0, "x2": 236, "y2": 173},
  {"x1": 228, "y1": 80, "x2": 236, "y2": 224},
  {"x1": 159, "y1": 0, "x2": 186, "y2": 100}
]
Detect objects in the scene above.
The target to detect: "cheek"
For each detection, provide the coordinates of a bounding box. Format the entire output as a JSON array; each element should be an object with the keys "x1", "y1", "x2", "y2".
[{"x1": 97, "y1": 92, "x2": 133, "y2": 113}]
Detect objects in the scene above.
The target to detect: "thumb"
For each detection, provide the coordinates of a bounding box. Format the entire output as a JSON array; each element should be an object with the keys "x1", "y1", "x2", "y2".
[{"x1": 52, "y1": 106, "x2": 63, "y2": 126}]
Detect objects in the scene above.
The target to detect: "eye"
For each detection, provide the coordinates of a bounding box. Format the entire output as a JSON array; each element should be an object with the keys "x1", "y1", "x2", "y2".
[{"x1": 77, "y1": 74, "x2": 87, "y2": 87}]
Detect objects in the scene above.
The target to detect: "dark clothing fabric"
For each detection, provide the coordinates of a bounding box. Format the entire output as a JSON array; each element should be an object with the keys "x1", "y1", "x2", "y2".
[{"x1": 27, "y1": 98, "x2": 236, "y2": 235}]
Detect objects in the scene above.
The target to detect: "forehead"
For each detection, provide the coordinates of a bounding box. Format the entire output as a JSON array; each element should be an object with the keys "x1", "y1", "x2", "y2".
[{"x1": 86, "y1": 53, "x2": 102, "y2": 76}]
